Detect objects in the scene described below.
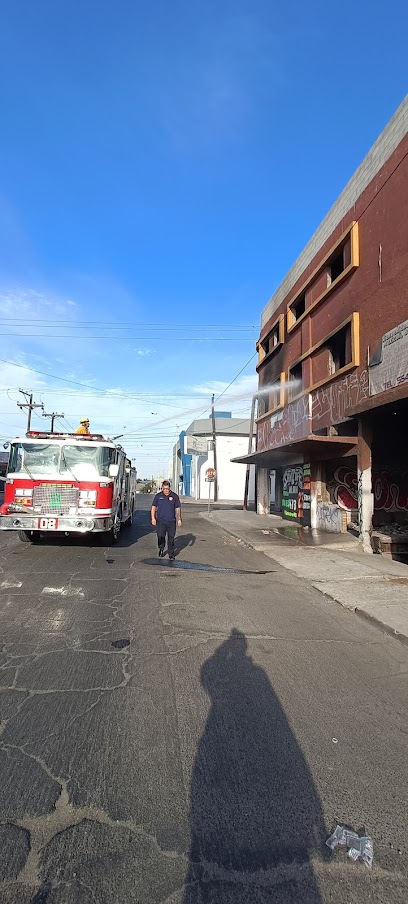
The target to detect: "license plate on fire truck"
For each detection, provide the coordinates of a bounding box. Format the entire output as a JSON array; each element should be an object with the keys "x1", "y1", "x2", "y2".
[{"x1": 37, "y1": 518, "x2": 59, "y2": 530}]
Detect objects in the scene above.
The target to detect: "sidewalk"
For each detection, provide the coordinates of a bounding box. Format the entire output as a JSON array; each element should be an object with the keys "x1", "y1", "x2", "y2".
[{"x1": 200, "y1": 508, "x2": 408, "y2": 645}]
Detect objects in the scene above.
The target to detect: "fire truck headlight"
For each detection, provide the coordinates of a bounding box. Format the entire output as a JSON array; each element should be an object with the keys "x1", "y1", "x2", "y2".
[
  {"x1": 14, "y1": 488, "x2": 33, "y2": 504},
  {"x1": 79, "y1": 490, "x2": 97, "y2": 506}
]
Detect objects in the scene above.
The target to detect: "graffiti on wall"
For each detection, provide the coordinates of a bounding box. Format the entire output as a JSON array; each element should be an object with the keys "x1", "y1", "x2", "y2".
[
  {"x1": 312, "y1": 370, "x2": 369, "y2": 425},
  {"x1": 257, "y1": 395, "x2": 311, "y2": 453},
  {"x1": 282, "y1": 464, "x2": 311, "y2": 525},
  {"x1": 316, "y1": 502, "x2": 343, "y2": 533},
  {"x1": 329, "y1": 465, "x2": 408, "y2": 512},
  {"x1": 257, "y1": 371, "x2": 369, "y2": 454}
]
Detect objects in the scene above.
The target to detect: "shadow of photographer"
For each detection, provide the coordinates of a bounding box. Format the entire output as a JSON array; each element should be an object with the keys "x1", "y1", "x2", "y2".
[{"x1": 184, "y1": 629, "x2": 327, "y2": 903}]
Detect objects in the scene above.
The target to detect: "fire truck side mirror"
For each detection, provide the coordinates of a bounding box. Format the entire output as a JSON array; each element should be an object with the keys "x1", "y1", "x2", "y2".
[
  {"x1": 108, "y1": 463, "x2": 120, "y2": 478},
  {"x1": 3, "y1": 442, "x2": 9, "y2": 449}
]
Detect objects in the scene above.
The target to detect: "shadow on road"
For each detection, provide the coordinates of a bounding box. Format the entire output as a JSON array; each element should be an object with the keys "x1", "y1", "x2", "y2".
[
  {"x1": 184, "y1": 629, "x2": 327, "y2": 903},
  {"x1": 176, "y1": 532, "x2": 197, "y2": 552}
]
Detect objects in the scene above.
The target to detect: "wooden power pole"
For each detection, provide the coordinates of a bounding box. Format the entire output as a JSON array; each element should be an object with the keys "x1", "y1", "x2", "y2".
[
  {"x1": 17, "y1": 390, "x2": 44, "y2": 432},
  {"x1": 211, "y1": 394, "x2": 218, "y2": 503},
  {"x1": 243, "y1": 395, "x2": 257, "y2": 510},
  {"x1": 42, "y1": 411, "x2": 65, "y2": 432}
]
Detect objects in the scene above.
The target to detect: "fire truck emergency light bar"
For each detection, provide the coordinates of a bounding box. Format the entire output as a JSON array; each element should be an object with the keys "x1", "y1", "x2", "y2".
[{"x1": 25, "y1": 431, "x2": 107, "y2": 440}]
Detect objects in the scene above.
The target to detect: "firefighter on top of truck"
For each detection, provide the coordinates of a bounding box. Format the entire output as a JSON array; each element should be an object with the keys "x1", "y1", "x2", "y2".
[{"x1": 75, "y1": 418, "x2": 90, "y2": 435}]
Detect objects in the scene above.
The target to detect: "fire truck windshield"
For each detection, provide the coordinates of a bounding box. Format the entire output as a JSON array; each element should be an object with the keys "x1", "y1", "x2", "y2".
[
  {"x1": 8, "y1": 442, "x2": 116, "y2": 479},
  {"x1": 9, "y1": 443, "x2": 60, "y2": 476},
  {"x1": 60, "y1": 445, "x2": 115, "y2": 479}
]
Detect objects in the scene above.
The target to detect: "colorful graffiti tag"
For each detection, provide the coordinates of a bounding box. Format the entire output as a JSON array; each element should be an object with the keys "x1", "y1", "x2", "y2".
[
  {"x1": 330, "y1": 466, "x2": 408, "y2": 512},
  {"x1": 282, "y1": 464, "x2": 311, "y2": 525}
]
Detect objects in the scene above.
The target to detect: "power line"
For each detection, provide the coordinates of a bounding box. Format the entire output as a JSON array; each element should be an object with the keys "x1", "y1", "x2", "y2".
[
  {"x1": 0, "y1": 332, "x2": 253, "y2": 341},
  {"x1": 214, "y1": 352, "x2": 258, "y2": 404},
  {"x1": 0, "y1": 318, "x2": 256, "y2": 329},
  {"x1": 0, "y1": 357, "x2": 168, "y2": 398}
]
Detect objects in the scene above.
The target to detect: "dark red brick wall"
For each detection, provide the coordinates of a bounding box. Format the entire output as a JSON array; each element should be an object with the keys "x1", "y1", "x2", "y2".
[{"x1": 258, "y1": 132, "x2": 408, "y2": 429}]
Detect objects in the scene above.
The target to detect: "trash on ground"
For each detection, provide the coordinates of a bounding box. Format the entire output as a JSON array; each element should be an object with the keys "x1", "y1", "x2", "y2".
[{"x1": 326, "y1": 824, "x2": 373, "y2": 869}]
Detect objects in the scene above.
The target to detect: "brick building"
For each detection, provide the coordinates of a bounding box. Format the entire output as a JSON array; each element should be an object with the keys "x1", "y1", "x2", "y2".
[{"x1": 236, "y1": 96, "x2": 408, "y2": 554}]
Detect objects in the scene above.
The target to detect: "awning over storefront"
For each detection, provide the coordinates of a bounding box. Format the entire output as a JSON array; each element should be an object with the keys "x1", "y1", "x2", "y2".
[{"x1": 232, "y1": 434, "x2": 358, "y2": 468}]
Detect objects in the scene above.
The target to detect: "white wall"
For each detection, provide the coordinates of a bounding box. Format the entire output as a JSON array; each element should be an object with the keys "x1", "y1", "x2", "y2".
[{"x1": 192, "y1": 434, "x2": 255, "y2": 502}]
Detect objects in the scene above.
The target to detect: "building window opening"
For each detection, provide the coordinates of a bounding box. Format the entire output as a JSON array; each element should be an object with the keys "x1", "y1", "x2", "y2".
[
  {"x1": 292, "y1": 294, "x2": 306, "y2": 322},
  {"x1": 328, "y1": 248, "x2": 345, "y2": 284},
  {"x1": 327, "y1": 324, "x2": 351, "y2": 374},
  {"x1": 257, "y1": 393, "x2": 267, "y2": 417},
  {"x1": 261, "y1": 323, "x2": 280, "y2": 358},
  {"x1": 289, "y1": 362, "x2": 302, "y2": 398}
]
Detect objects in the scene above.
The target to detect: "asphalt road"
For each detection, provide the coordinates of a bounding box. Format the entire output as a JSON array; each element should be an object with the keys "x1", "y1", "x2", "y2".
[{"x1": 0, "y1": 496, "x2": 407, "y2": 903}]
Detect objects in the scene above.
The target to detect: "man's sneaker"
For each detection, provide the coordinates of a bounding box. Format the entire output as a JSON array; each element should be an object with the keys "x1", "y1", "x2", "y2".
[
  {"x1": 169, "y1": 555, "x2": 175, "y2": 560},
  {"x1": 158, "y1": 548, "x2": 165, "y2": 557}
]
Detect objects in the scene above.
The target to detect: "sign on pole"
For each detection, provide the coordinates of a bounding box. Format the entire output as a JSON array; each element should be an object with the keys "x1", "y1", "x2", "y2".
[
  {"x1": 205, "y1": 467, "x2": 216, "y2": 513},
  {"x1": 184, "y1": 435, "x2": 208, "y2": 455}
]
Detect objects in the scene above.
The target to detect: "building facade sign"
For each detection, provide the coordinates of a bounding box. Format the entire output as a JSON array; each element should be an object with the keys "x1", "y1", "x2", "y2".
[
  {"x1": 369, "y1": 318, "x2": 408, "y2": 396},
  {"x1": 184, "y1": 435, "x2": 208, "y2": 455}
]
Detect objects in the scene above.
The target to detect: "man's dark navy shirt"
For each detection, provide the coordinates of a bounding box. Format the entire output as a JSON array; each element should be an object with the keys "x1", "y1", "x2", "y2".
[{"x1": 152, "y1": 491, "x2": 181, "y2": 522}]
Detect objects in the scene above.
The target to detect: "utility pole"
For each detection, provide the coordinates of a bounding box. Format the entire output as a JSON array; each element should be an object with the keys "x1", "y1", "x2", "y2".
[
  {"x1": 243, "y1": 395, "x2": 257, "y2": 510},
  {"x1": 42, "y1": 410, "x2": 65, "y2": 433},
  {"x1": 211, "y1": 393, "x2": 218, "y2": 503},
  {"x1": 17, "y1": 390, "x2": 44, "y2": 433}
]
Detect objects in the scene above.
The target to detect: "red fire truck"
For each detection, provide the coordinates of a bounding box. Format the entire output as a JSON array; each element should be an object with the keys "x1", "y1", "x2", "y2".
[{"x1": 0, "y1": 431, "x2": 137, "y2": 544}]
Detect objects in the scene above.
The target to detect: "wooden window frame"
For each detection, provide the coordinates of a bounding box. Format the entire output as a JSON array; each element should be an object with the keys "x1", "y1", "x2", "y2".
[
  {"x1": 256, "y1": 372, "x2": 286, "y2": 422},
  {"x1": 285, "y1": 313, "x2": 360, "y2": 403},
  {"x1": 256, "y1": 314, "x2": 285, "y2": 370},
  {"x1": 286, "y1": 222, "x2": 359, "y2": 332}
]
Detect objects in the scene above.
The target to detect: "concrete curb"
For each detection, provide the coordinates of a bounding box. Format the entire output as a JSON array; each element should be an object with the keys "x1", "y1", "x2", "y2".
[
  {"x1": 353, "y1": 607, "x2": 408, "y2": 647},
  {"x1": 200, "y1": 511, "x2": 408, "y2": 646}
]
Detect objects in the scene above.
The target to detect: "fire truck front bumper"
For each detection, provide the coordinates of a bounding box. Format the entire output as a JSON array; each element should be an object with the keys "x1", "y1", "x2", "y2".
[{"x1": 0, "y1": 513, "x2": 113, "y2": 534}]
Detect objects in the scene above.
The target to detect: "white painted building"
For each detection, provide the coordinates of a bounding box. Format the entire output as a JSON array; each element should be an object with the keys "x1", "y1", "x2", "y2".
[{"x1": 171, "y1": 414, "x2": 255, "y2": 503}]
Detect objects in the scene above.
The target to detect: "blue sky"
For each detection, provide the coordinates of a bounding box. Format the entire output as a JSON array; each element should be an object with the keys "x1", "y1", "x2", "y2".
[{"x1": 0, "y1": 1, "x2": 406, "y2": 475}]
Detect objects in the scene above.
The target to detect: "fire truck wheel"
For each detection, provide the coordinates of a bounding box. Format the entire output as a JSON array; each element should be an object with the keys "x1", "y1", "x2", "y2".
[
  {"x1": 18, "y1": 530, "x2": 41, "y2": 543},
  {"x1": 100, "y1": 510, "x2": 121, "y2": 545}
]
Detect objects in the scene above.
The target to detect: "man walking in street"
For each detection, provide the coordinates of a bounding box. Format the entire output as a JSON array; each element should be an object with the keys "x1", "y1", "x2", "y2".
[{"x1": 151, "y1": 480, "x2": 182, "y2": 560}]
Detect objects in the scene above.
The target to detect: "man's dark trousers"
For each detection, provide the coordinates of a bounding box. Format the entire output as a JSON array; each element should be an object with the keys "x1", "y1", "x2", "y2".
[{"x1": 157, "y1": 519, "x2": 176, "y2": 556}]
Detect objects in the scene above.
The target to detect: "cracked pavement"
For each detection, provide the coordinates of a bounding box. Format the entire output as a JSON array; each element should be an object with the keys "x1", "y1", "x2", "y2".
[{"x1": 0, "y1": 497, "x2": 407, "y2": 903}]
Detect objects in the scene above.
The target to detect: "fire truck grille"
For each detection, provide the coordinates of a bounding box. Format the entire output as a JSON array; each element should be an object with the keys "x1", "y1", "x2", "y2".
[{"x1": 33, "y1": 484, "x2": 79, "y2": 515}]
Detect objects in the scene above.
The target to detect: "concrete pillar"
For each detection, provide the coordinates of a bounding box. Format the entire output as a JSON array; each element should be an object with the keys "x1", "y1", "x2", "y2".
[
  {"x1": 310, "y1": 463, "x2": 320, "y2": 529},
  {"x1": 274, "y1": 468, "x2": 283, "y2": 513},
  {"x1": 357, "y1": 419, "x2": 374, "y2": 553},
  {"x1": 256, "y1": 467, "x2": 270, "y2": 515}
]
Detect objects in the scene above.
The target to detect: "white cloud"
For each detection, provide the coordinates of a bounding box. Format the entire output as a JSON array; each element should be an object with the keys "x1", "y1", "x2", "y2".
[
  {"x1": 189, "y1": 373, "x2": 257, "y2": 405},
  {"x1": 0, "y1": 287, "x2": 77, "y2": 321},
  {"x1": 135, "y1": 348, "x2": 154, "y2": 357}
]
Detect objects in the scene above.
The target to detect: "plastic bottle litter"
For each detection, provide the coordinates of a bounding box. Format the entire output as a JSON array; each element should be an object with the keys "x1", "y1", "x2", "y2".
[{"x1": 326, "y1": 824, "x2": 373, "y2": 869}]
